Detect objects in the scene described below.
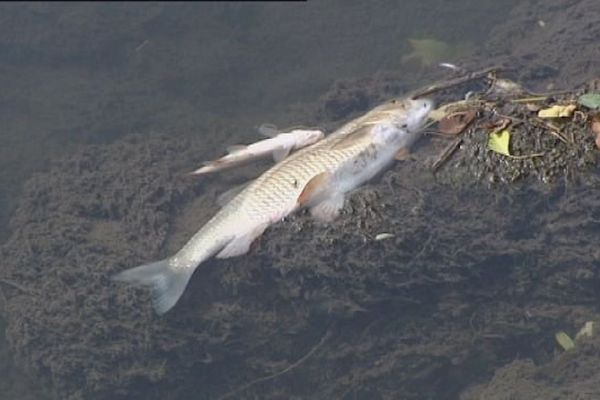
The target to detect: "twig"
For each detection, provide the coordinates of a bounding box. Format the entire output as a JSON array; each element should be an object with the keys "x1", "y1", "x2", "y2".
[
  {"x1": 217, "y1": 327, "x2": 333, "y2": 400},
  {"x1": 432, "y1": 137, "x2": 463, "y2": 172},
  {"x1": 411, "y1": 66, "x2": 501, "y2": 99},
  {"x1": 530, "y1": 117, "x2": 569, "y2": 143}
]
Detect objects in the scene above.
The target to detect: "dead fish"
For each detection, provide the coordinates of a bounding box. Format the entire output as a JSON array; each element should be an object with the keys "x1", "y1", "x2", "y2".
[
  {"x1": 113, "y1": 96, "x2": 433, "y2": 314},
  {"x1": 189, "y1": 126, "x2": 324, "y2": 175}
]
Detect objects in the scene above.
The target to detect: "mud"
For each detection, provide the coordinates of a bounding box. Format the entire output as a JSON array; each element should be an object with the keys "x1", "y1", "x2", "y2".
[
  {"x1": 2, "y1": 123, "x2": 599, "y2": 399},
  {"x1": 2, "y1": 1, "x2": 600, "y2": 399}
]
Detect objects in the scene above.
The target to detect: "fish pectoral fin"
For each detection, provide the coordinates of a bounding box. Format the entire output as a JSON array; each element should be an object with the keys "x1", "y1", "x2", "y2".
[
  {"x1": 272, "y1": 146, "x2": 291, "y2": 163},
  {"x1": 297, "y1": 171, "x2": 332, "y2": 207},
  {"x1": 394, "y1": 147, "x2": 411, "y2": 161},
  {"x1": 258, "y1": 123, "x2": 279, "y2": 137},
  {"x1": 310, "y1": 193, "x2": 345, "y2": 222},
  {"x1": 215, "y1": 223, "x2": 269, "y2": 258}
]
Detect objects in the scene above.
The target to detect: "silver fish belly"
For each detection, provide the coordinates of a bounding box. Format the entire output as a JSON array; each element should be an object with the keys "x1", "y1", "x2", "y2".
[{"x1": 113, "y1": 97, "x2": 433, "y2": 314}]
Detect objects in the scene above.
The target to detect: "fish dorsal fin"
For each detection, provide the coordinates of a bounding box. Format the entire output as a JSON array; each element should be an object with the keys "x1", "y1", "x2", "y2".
[
  {"x1": 272, "y1": 146, "x2": 292, "y2": 163},
  {"x1": 226, "y1": 144, "x2": 247, "y2": 154},
  {"x1": 217, "y1": 180, "x2": 253, "y2": 206},
  {"x1": 297, "y1": 171, "x2": 331, "y2": 207},
  {"x1": 330, "y1": 126, "x2": 372, "y2": 151},
  {"x1": 258, "y1": 123, "x2": 279, "y2": 138}
]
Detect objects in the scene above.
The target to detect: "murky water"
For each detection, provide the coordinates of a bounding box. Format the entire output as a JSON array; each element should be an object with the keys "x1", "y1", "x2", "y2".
[{"x1": 1, "y1": 1, "x2": 598, "y2": 399}]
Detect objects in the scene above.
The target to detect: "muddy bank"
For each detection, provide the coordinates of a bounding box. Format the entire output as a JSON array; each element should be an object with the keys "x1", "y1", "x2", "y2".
[
  {"x1": 1, "y1": 115, "x2": 599, "y2": 400},
  {"x1": 1, "y1": 1, "x2": 600, "y2": 398},
  {"x1": 0, "y1": 318, "x2": 49, "y2": 400}
]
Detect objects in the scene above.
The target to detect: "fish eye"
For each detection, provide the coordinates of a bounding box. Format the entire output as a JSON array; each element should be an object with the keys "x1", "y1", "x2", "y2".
[
  {"x1": 401, "y1": 123, "x2": 408, "y2": 128},
  {"x1": 391, "y1": 99, "x2": 397, "y2": 104}
]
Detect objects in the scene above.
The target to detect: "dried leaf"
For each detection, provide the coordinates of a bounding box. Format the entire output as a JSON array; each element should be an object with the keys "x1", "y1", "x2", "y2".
[
  {"x1": 438, "y1": 109, "x2": 477, "y2": 136},
  {"x1": 488, "y1": 129, "x2": 511, "y2": 156},
  {"x1": 538, "y1": 104, "x2": 576, "y2": 118},
  {"x1": 592, "y1": 117, "x2": 600, "y2": 150},
  {"x1": 555, "y1": 331, "x2": 575, "y2": 351},
  {"x1": 578, "y1": 93, "x2": 600, "y2": 109}
]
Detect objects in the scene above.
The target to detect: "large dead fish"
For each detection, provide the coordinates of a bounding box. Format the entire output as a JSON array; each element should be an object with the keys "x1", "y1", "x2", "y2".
[
  {"x1": 113, "y1": 96, "x2": 433, "y2": 314},
  {"x1": 189, "y1": 126, "x2": 324, "y2": 175}
]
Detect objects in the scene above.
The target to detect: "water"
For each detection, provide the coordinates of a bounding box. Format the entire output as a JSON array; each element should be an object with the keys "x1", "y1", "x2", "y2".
[{"x1": 1, "y1": 1, "x2": 598, "y2": 399}]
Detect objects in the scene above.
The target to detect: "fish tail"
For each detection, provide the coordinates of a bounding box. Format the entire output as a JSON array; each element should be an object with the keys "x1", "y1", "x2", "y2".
[{"x1": 112, "y1": 258, "x2": 194, "y2": 315}]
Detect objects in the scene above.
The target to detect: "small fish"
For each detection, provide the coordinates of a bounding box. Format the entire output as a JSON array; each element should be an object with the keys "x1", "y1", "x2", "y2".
[
  {"x1": 113, "y1": 96, "x2": 433, "y2": 314},
  {"x1": 189, "y1": 126, "x2": 324, "y2": 175}
]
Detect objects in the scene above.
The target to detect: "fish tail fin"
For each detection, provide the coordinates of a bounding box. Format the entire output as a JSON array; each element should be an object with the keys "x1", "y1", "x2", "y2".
[{"x1": 112, "y1": 258, "x2": 194, "y2": 315}]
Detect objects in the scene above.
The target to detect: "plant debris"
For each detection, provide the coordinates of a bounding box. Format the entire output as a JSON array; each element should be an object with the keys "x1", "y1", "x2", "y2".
[
  {"x1": 537, "y1": 104, "x2": 576, "y2": 118},
  {"x1": 555, "y1": 331, "x2": 575, "y2": 351},
  {"x1": 438, "y1": 109, "x2": 478, "y2": 135},
  {"x1": 578, "y1": 93, "x2": 600, "y2": 109},
  {"x1": 425, "y1": 71, "x2": 598, "y2": 184},
  {"x1": 488, "y1": 129, "x2": 511, "y2": 156}
]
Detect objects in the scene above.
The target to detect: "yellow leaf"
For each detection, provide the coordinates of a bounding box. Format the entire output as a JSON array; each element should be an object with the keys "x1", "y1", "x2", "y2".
[
  {"x1": 555, "y1": 331, "x2": 575, "y2": 351},
  {"x1": 537, "y1": 104, "x2": 576, "y2": 118},
  {"x1": 488, "y1": 129, "x2": 511, "y2": 156}
]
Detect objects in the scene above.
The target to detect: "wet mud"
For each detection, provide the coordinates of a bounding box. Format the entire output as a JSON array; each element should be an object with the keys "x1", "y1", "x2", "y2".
[{"x1": 1, "y1": 1, "x2": 600, "y2": 399}]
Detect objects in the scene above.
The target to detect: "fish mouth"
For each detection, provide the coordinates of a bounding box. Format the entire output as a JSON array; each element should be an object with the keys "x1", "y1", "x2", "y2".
[{"x1": 404, "y1": 98, "x2": 434, "y2": 131}]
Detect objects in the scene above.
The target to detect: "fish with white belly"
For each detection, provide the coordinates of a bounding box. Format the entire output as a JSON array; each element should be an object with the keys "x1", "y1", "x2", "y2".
[
  {"x1": 189, "y1": 125, "x2": 324, "y2": 175},
  {"x1": 113, "y1": 96, "x2": 433, "y2": 314}
]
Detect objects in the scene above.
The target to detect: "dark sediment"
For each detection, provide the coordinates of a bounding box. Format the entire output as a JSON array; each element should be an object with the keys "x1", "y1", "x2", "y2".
[
  {"x1": 0, "y1": 109, "x2": 599, "y2": 399},
  {"x1": 2, "y1": 1, "x2": 600, "y2": 398}
]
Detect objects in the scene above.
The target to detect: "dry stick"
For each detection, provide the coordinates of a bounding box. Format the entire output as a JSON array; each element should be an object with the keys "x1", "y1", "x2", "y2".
[
  {"x1": 432, "y1": 137, "x2": 464, "y2": 172},
  {"x1": 218, "y1": 327, "x2": 333, "y2": 400},
  {"x1": 410, "y1": 66, "x2": 502, "y2": 99}
]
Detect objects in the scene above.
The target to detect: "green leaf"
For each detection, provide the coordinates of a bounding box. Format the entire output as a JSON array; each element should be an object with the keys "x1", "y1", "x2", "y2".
[
  {"x1": 555, "y1": 331, "x2": 575, "y2": 351},
  {"x1": 488, "y1": 129, "x2": 511, "y2": 156},
  {"x1": 578, "y1": 93, "x2": 600, "y2": 109}
]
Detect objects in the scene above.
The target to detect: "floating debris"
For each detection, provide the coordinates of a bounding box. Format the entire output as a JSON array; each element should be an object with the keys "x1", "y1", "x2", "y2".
[
  {"x1": 374, "y1": 233, "x2": 394, "y2": 241},
  {"x1": 575, "y1": 321, "x2": 594, "y2": 340},
  {"x1": 555, "y1": 331, "x2": 575, "y2": 351}
]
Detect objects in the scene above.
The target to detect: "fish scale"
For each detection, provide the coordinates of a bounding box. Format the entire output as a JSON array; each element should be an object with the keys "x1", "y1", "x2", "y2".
[{"x1": 113, "y1": 96, "x2": 433, "y2": 314}]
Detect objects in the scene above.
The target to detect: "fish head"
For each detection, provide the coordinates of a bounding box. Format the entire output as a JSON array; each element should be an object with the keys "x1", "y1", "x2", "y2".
[
  {"x1": 373, "y1": 97, "x2": 433, "y2": 132},
  {"x1": 404, "y1": 97, "x2": 434, "y2": 131},
  {"x1": 291, "y1": 129, "x2": 326, "y2": 148}
]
